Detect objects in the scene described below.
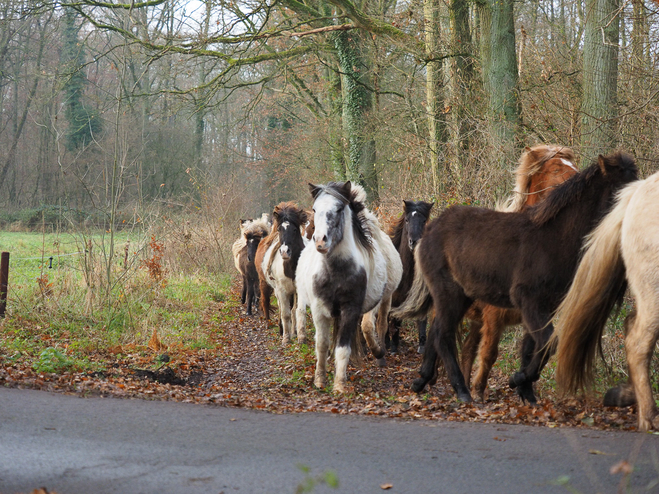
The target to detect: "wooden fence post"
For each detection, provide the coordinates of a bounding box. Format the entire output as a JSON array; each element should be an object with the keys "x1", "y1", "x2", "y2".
[{"x1": 0, "y1": 252, "x2": 8, "y2": 318}]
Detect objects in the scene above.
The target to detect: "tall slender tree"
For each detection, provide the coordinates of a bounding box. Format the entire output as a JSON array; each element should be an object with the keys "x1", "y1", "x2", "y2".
[
  {"x1": 61, "y1": 7, "x2": 101, "y2": 152},
  {"x1": 580, "y1": 0, "x2": 620, "y2": 157}
]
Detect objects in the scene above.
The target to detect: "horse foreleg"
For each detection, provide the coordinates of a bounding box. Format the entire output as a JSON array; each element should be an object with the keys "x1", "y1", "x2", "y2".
[
  {"x1": 372, "y1": 296, "x2": 393, "y2": 367},
  {"x1": 417, "y1": 318, "x2": 427, "y2": 354},
  {"x1": 625, "y1": 310, "x2": 659, "y2": 431},
  {"x1": 334, "y1": 307, "x2": 362, "y2": 393},
  {"x1": 276, "y1": 288, "x2": 294, "y2": 345},
  {"x1": 311, "y1": 310, "x2": 332, "y2": 390}
]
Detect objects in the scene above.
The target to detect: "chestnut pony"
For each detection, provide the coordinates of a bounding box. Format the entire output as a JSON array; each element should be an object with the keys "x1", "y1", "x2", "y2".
[
  {"x1": 460, "y1": 145, "x2": 578, "y2": 400},
  {"x1": 393, "y1": 153, "x2": 637, "y2": 404}
]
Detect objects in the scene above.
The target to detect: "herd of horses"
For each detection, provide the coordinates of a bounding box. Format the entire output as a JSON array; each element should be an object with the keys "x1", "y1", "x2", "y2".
[{"x1": 232, "y1": 144, "x2": 659, "y2": 432}]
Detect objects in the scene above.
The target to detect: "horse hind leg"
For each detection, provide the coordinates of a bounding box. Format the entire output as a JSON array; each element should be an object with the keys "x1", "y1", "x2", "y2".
[
  {"x1": 361, "y1": 305, "x2": 386, "y2": 365},
  {"x1": 460, "y1": 318, "x2": 483, "y2": 389},
  {"x1": 625, "y1": 308, "x2": 659, "y2": 431},
  {"x1": 472, "y1": 309, "x2": 508, "y2": 401},
  {"x1": 414, "y1": 292, "x2": 472, "y2": 402}
]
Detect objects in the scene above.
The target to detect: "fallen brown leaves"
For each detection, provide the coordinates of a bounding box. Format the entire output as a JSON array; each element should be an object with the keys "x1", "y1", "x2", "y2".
[{"x1": 0, "y1": 281, "x2": 640, "y2": 432}]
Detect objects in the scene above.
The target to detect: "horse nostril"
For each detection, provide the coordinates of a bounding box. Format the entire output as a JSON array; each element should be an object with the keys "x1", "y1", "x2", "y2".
[{"x1": 322, "y1": 235, "x2": 328, "y2": 242}]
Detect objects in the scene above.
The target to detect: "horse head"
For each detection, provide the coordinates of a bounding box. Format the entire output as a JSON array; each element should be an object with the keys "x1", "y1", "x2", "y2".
[
  {"x1": 245, "y1": 233, "x2": 262, "y2": 262},
  {"x1": 272, "y1": 202, "x2": 308, "y2": 260},
  {"x1": 308, "y1": 182, "x2": 351, "y2": 255},
  {"x1": 403, "y1": 200, "x2": 433, "y2": 251},
  {"x1": 598, "y1": 152, "x2": 638, "y2": 185}
]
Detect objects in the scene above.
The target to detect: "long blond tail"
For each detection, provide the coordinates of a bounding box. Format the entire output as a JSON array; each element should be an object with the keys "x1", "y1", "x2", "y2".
[
  {"x1": 390, "y1": 240, "x2": 432, "y2": 320},
  {"x1": 552, "y1": 180, "x2": 643, "y2": 393}
]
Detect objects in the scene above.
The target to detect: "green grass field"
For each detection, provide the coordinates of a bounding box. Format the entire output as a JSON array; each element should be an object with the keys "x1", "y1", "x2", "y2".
[{"x1": 0, "y1": 230, "x2": 232, "y2": 373}]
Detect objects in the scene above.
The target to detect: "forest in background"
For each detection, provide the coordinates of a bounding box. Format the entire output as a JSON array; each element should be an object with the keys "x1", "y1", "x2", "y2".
[{"x1": 1, "y1": 0, "x2": 659, "y2": 234}]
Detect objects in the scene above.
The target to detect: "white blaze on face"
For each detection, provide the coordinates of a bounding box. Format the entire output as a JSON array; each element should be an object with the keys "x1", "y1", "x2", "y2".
[
  {"x1": 411, "y1": 211, "x2": 417, "y2": 217},
  {"x1": 281, "y1": 221, "x2": 289, "y2": 231},
  {"x1": 312, "y1": 194, "x2": 340, "y2": 253},
  {"x1": 560, "y1": 158, "x2": 578, "y2": 172}
]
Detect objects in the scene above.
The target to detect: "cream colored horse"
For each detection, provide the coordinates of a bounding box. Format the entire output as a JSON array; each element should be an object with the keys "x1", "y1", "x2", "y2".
[{"x1": 553, "y1": 171, "x2": 659, "y2": 431}]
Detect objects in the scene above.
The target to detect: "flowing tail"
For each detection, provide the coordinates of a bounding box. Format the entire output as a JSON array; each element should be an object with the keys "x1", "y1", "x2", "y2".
[
  {"x1": 390, "y1": 240, "x2": 432, "y2": 320},
  {"x1": 552, "y1": 180, "x2": 643, "y2": 393}
]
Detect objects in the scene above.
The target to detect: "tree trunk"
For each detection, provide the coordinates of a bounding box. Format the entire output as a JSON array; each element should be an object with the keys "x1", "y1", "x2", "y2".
[
  {"x1": 334, "y1": 30, "x2": 378, "y2": 202},
  {"x1": 581, "y1": 0, "x2": 620, "y2": 158},
  {"x1": 478, "y1": 0, "x2": 521, "y2": 164},
  {"x1": 447, "y1": 0, "x2": 473, "y2": 184},
  {"x1": 424, "y1": 0, "x2": 446, "y2": 192}
]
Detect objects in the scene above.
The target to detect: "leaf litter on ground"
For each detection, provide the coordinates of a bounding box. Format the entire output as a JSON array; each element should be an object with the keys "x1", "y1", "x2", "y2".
[{"x1": 0, "y1": 279, "x2": 640, "y2": 432}]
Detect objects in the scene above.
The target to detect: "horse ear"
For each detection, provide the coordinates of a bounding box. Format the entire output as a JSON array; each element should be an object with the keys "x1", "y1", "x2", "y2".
[
  {"x1": 309, "y1": 183, "x2": 323, "y2": 199},
  {"x1": 597, "y1": 155, "x2": 608, "y2": 176},
  {"x1": 342, "y1": 181, "x2": 352, "y2": 194}
]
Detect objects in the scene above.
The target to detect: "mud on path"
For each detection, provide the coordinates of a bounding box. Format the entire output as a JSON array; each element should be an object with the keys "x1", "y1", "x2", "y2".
[{"x1": 0, "y1": 280, "x2": 641, "y2": 431}]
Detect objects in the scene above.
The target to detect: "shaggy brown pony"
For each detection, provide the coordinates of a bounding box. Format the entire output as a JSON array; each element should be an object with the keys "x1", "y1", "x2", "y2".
[
  {"x1": 460, "y1": 144, "x2": 578, "y2": 400},
  {"x1": 392, "y1": 153, "x2": 638, "y2": 404}
]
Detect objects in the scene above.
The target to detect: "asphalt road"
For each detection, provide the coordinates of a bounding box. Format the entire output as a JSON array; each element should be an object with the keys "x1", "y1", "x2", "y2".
[{"x1": 1, "y1": 387, "x2": 658, "y2": 494}]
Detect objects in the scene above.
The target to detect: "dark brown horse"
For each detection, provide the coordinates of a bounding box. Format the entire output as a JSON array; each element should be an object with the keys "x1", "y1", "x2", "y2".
[
  {"x1": 460, "y1": 145, "x2": 578, "y2": 400},
  {"x1": 392, "y1": 153, "x2": 638, "y2": 403},
  {"x1": 387, "y1": 200, "x2": 434, "y2": 354}
]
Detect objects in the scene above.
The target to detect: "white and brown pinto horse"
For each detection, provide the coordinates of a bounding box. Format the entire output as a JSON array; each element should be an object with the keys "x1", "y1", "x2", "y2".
[
  {"x1": 553, "y1": 171, "x2": 659, "y2": 432},
  {"x1": 295, "y1": 181, "x2": 402, "y2": 393},
  {"x1": 256, "y1": 202, "x2": 308, "y2": 345}
]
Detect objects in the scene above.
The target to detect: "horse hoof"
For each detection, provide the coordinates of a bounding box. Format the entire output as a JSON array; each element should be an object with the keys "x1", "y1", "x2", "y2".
[
  {"x1": 333, "y1": 382, "x2": 348, "y2": 394},
  {"x1": 603, "y1": 385, "x2": 637, "y2": 407},
  {"x1": 652, "y1": 415, "x2": 659, "y2": 431},
  {"x1": 417, "y1": 345, "x2": 425, "y2": 354},
  {"x1": 509, "y1": 372, "x2": 526, "y2": 389},
  {"x1": 377, "y1": 357, "x2": 387, "y2": 368},
  {"x1": 390, "y1": 346, "x2": 398, "y2": 355},
  {"x1": 298, "y1": 338, "x2": 308, "y2": 346},
  {"x1": 411, "y1": 378, "x2": 427, "y2": 393},
  {"x1": 457, "y1": 391, "x2": 472, "y2": 403},
  {"x1": 517, "y1": 386, "x2": 537, "y2": 405}
]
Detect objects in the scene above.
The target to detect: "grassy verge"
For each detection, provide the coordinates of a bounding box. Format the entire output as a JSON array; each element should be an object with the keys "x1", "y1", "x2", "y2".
[{"x1": 0, "y1": 230, "x2": 232, "y2": 374}]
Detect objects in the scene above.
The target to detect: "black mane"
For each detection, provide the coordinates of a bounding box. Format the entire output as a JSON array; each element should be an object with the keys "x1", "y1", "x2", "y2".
[{"x1": 529, "y1": 153, "x2": 637, "y2": 225}]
